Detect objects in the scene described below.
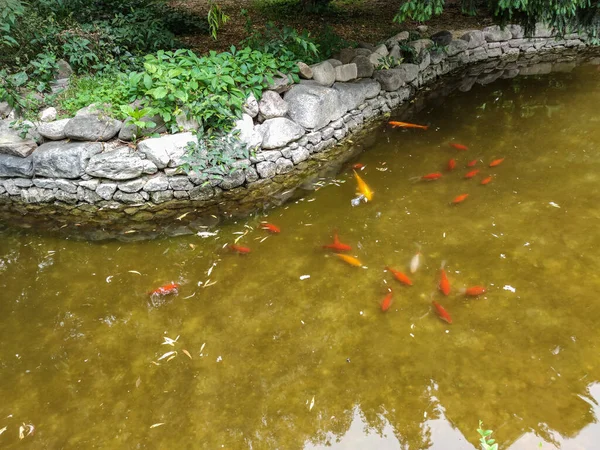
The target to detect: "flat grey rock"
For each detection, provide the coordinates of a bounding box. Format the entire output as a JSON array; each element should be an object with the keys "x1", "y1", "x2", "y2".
[
  {"x1": 34, "y1": 141, "x2": 102, "y2": 179},
  {"x1": 64, "y1": 114, "x2": 122, "y2": 141},
  {"x1": 86, "y1": 147, "x2": 146, "y2": 180},
  {"x1": 260, "y1": 117, "x2": 305, "y2": 150},
  {"x1": 0, "y1": 153, "x2": 33, "y2": 177},
  {"x1": 285, "y1": 84, "x2": 345, "y2": 130},
  {"x1": 310, "y1": 61, "x2": 336, "y2": 87},
  {"x1": 259, "y1": 90, "x2": 288, "y2": 119},
  {"x1": 137, "y1": 132, "x2": 195, "y2": 169}
]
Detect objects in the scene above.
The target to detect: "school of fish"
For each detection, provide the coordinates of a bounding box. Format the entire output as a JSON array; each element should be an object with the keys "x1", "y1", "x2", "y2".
[{"x1": 148, "y1": 119, "x2": 502, "y2": 326}]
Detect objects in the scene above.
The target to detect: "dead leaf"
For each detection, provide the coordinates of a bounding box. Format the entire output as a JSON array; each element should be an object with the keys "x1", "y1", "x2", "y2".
[
  {"x1": 0, "y1": 426, "x2": 6, "y2": 435},
  {"x1": 124, "y1": 230, "x2": 137, "y2": 234},
  {"x1": 157, "y1": 351, "x2": 177, "y2": 361},
  {"x1": 166, "y1": 354, "x2": 177, "y2": 362},
  {"x1": 309, "y1": 396, "x2": 315, "y2": 411},
  {"x1": 135, "y1": 377, "x2": 141, "y2": 388},
  {"x1": 189, "y1": 244, "x2": 196, "y2": 250},
  {"x1": 128, "y1": 270, "x2": 142, "y2": 275},
  {"x1": 182, "y1": 349, "x2": 192, "y2": 360},
  {"x1": 150, "y1": 423, "x2": 165, "y2": 429}
]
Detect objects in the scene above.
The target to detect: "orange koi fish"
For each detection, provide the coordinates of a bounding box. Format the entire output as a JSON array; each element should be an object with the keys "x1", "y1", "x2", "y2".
[
  {"x1": 480, "y1": 176, "x2": 493, "y2": 185},
  {"x1": 432, "y1": 301, "x2": 452, "y2": 324},
  {"x1": 389, "y1": 121, "x2": 429, "y2": 130},
  {"x1": 353, "y1": 170, "x2": 374, "y2": 202},
  {"x1": 323, "y1": 231, "x2": 352, "y2": 252},
  {"x1": 467, "y1": 159, "x2": 478, "y2": 167},
  {"x1": 385, "y1": 266, "x2": 413, "y2": 286},
  {"x1": 450, "y1": 143, "x2": 468, "y2": 151},
  {"x1": 464, "y1": 169, "x2": 479, "y2": 179},
  {"x1": 489, "y1": 158, "x2": 505, "y2": 167},
  {"x1": 260, "y1": 223, "x2": 280, "y2": 234},
  {"x1": 149, "y1": 283, "x2": 180, "y2": 296},
  {"x1": 438, "y1": 262, "x2": 450, "y2": 296},
  {"x1": 381, "y1": 291, "x2": 393, "y2": 312},
  {"x1": 228, "y1": 243, "x2": 251, "y2": 254},
  {"x1": 447, "y1": 159, "x2": 456, "y2": 171},
  {"x1": 335, "y1": 253, "x2": 362, "y2": 267},
  {"x1": 462, "y1": 286, "x2": 487, "y2": 297},
  {"x1": 352, "y1": 163, "x2": 365, "y2": 170},
  {"x1": 420, "y1": 172, "x2": 443, "y2": 181},
  {"x1": 452, "y1": 193, "x2": 469, "y2": 204}
]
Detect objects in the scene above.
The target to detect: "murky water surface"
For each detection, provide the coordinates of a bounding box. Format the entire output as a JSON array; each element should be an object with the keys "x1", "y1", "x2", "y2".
[{"x1": 2, "y1": 65, "x2": 600, "y2": 449}]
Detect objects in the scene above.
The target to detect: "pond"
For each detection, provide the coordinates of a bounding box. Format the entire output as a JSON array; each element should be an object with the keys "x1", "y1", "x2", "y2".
[{"x1": 1, "y1": 63, "x2": 600, "y2": 449}]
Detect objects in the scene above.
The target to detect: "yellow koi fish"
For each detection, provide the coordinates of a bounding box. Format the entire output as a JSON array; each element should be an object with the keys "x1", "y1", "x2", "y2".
[
  {"x1": 353, "y1": 170, "x2": 374, "y2": 202},
  {"x1": 335, "y1": 253, "x2": 363, "y2": 267}
]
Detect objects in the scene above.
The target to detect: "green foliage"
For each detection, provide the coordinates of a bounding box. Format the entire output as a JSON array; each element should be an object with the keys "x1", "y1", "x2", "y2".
[
  {"x1": 313, "y1": 24, "x2": 352, "y2": 60},
  {"x1": 57, "y1": 72, "x2": 136, "y2": 118},
  {"x1": 0, "y1": 0, "x2": 25, "y2": 47},
  {"x1": 133, "y1": 47, "x2": 300, "y2": 132},
  {"x1": 477, "y1": 421, "x2": 499, "y2": 450},
  {"x1": 0, "y1": 69, "x2": 30, "y2": 114},
  {"x1": 182, "y1": 128, "x2": 251, "y2": 179},
  {"x1": 119, "y1": 105, "x2": 157, "y2": 142},
  {"x1": 208, "y1": 0, "x2": 230, "y2": 40},
  {"x1": 241, "y1": 10, "x2": 320, "y2": 64}
]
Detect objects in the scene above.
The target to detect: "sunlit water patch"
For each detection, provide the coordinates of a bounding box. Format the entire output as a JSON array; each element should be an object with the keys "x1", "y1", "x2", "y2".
[{"x1": 1, "y1": 64, "x2": 600, "y2": 449}]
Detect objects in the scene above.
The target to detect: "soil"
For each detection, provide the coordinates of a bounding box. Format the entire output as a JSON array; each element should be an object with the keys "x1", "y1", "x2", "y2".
[{"x1": 170, "y1": 0, "x2": 495, "y2": 55}]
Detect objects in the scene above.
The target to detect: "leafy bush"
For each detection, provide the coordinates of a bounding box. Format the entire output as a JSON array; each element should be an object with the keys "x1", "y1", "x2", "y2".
[{"x1": 132, "y1": 47, "x2": 300, "y2": 132}]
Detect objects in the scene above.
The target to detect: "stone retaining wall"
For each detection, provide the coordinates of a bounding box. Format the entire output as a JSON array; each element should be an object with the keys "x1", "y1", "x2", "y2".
[{"x1": 0, "y1": 24, "x2": 598, "y2": 238}]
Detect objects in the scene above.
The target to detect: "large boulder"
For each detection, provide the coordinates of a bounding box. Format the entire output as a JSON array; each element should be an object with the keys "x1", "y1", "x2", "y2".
[
  {"x1": 297, "y1": 62, "x2": 313, "y2": 79},
  {"x1": 483, "y1": 25, "x2": 513, "y2": 42},
  {"x1": 86, "y1": 147, "x2": 147, "y2": 180},
  {"x1": 64, "y1": 114, "x2": 122, "y2": 141},
  {"x1": 285, "y1": 84, "x2": 345, "y2": 130},
  {"x1": 37, "y1": 119, "x2": 70, "y2": 141},
  {"x1": 0, "y1": 120, "x2": 38, "y2": 157},
  {"x1": 431, "y1": 31, "x2": 452, "y2": 47},
  {"x1": 446, "y1": 39, "x2": 469, "y2": 56},
  {"x1": 233, "y1": 114, "x2": 262, "y2": 149},
  {"x1": 0, "y1": 153, "x2": 34, "y2": 177},
  {"x1": 333, "y1": 79, "x2": 381, "y2": 112},
  {"x1": 460, "y1": 30, "x2": 486, "y2": 49},
  {"x1": 259, "y1": 118, "x2": 305, "y2": 150},
  {"x1": 373, "y1": 69, "x2": 405, "y2": 91},
  {"x1": 137, "y1": 132, "x2": 196, "y2": 169},
  {"x1": 259, "y1": 90, "x2": 288, "y2": 119},
  {"x1": 33, "y1": 141, "x2": 103, "y2": 179},
  {"x1": 352, "y1": 55, "x2": 374, "y2": 78},
  {"x1": 310, "y1": 61, "x2": 336, "y2": 87},
  {"x1": 335, "y1": 63, "x2": 358, "y2": 82}
]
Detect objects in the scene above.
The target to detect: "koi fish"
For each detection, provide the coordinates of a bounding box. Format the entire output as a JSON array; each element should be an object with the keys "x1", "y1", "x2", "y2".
[
  {"x1": 464, "y1": 169, "x2": 479, "y2": 179},
  {"x1": 323, "y1": 231, "x2": 352, "y2": 252},
  {"x1": 410, "y1": 248, "x2": 421, "y2": 274},
  {"x1": 149, "y1": 283, "x2": 180, "y2": 296},
  {"x1": 467, "y1": 159, "x2": 478, "y2": 167},
  {"x1": 353, "y1": 170, "x2": 374, "y2": 202},
  {"x1": 447, "y1": 159, "x2": 456, "y2": 171},
  {"x1": 489, "y1": 158, "x2": 505, "y2": 167},
  {"x1": 450, "y1": 143, "x2": 468, "y2": 151},
  {"x1": 432, "y1": 301, "x2": 452, "y2": 324},
  {"x1": 389, "y1": 120, "x2": 429, "y2": 130},
  {"x1": 385, "y1": 266, "x2": 413, "y2": 286},
  {"x1": 228, "y1": 243, "x2": 251, "y2": 254},
  {"x1": 419, "y1": 172, "x2": 443, "y2": 181},
  {"x1": 452, "y1": 193, "x2": 469, "y2": 204},
  {"x1": 480, "y1": 176, "x2": 493, "y2": 185},
  {"x1": 462, "y1": 286, "x2": 487, "y2": 296},
  {"x1": 381, "y1": 291, "x2": 393, "y2": 312},
  {"x1": 352, "y1": 163, "x2": 365, "y2": 170},
  {"x1": 260, "y1": 223, "x2": 280, "y2": 234},
  {"x1": 438, "y1": 262, "x2": 450, "y2": 296},
  {"x1": 335, "y1": 253, "x2": 362, "y2": 267}
]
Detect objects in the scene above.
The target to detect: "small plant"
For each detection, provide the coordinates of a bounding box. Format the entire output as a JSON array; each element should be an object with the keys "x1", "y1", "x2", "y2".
[
  {"x1": 207, "y1": 0, "x2": 229, "y2": 40},
  {"x1": 181, "y1": 128, "x2": 250, "y2": 180},
  {"x1": 477, "y1": 421, "x2": 499, "y2": 450},
  {"x1": 9, "y1": 119, "x2": 33, "y2": 139},
  {"x1": 375, "y1": 55, "x2": 403, "y2": 70},
  {"x1": 119, "y1": 105, "x2": 157, "y2": 142}
]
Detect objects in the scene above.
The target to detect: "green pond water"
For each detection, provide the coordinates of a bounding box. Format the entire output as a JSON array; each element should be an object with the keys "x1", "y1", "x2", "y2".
[{"x1": 2, "y1": 64, "x2": 600, "y2": 449}]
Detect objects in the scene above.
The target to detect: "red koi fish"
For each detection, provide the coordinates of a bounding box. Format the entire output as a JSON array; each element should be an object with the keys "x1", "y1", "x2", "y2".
[
  {"x1": 450, "y1": 143, "x2": 468, "y2": 151},
  {"x1": 323, "y1": 231, "x2": 352, "y2": 252},
  {"x1": 352, "y1": 163, "x2": 365, "y2": 170},
  {"x1": 447, "y1": 159, "x2": 456, "y2": 171},
  {"x1": 465, "y1": 169, "x2": 479, "y2": 179},
  {"x1": 149, "y1": 283, "x2": 180, "y2": 296},
  {"x1": 261, "y1": 223, "x2": 280, "y2": 234},
  {"x1": 438, "y1": 262, "x2": 450, "y2": 296},
  {"x1": 480, "y1": 176, "x2": 493, "y2": 185},
  {"x1": 385, "y1": 266, "x2": 413, "y2": 286},
  {"x1": 452, "y1": 193, "x2": 469, "y2": 204},
  {"x1": 228, "y1": 243, "x2": 251, "y2": 254},
  {"x1": 381, "y1": 291, "x2": 393, "y2": 312},
  {"x1": 419, "y1": 172, "x2": 443, "y2": 181},
  {"x1": 489, "y1": 158, "x2": 505, "y2": 167},
  {"x1": 462, "y1": 286, "x2": 486, "y2": 296},
  {"x1": 467, "y1": 159, "x2": 478, "y2": 167},
  {"x1": 389, "y1": 120, "x2": 429, "y2": 130},
  {"x1": 432, "y1": 301, "x2": 452, "y2": 324}
]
